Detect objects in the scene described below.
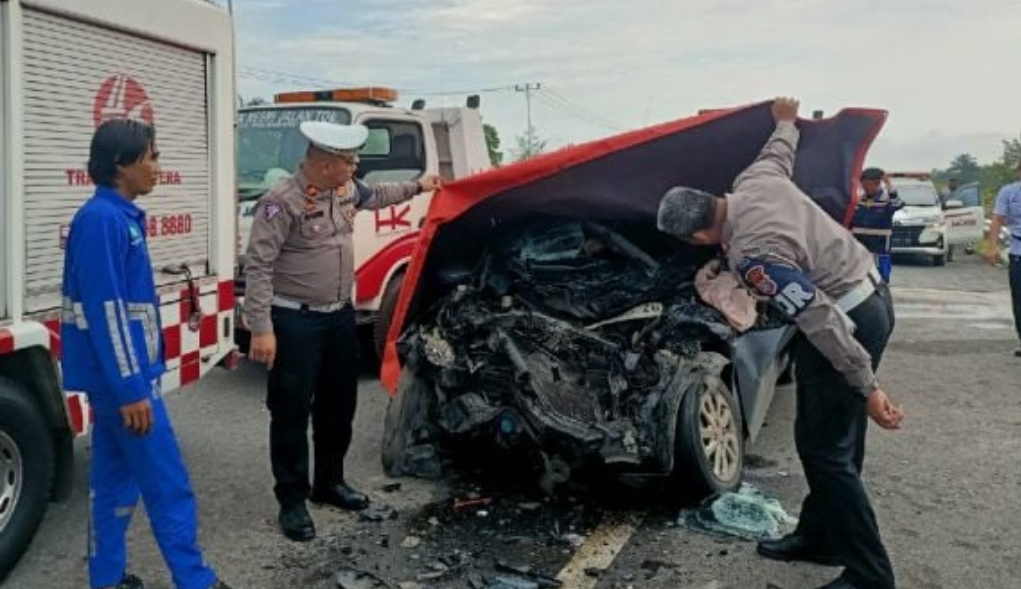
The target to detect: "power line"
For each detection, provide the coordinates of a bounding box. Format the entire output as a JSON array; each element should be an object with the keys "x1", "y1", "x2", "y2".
[
  {"x1": 535, "y1": 94, "x2": 620, "y2": 133},
  {"x1": 239, "y1": 65, "x2": 517, "y2": 98},
  {"x1": 542, "y1": 88, "x2": 625, "y2": 131}
]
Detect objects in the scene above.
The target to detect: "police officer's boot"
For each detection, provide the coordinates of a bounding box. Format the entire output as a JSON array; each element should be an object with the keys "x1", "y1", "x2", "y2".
[
  {"x1": 757, "y1": 532, "x2": 839, "y2": 566},
  {"x1": 311, "y1": 482, "x2": 369, "y2": 511},
  {"x1": 278, "y1": 502, "x2": 315, "y2": 542}
]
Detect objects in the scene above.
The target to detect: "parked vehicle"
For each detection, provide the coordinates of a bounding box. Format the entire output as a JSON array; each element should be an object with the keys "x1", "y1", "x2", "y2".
[
  {"x1": 888, "y1": 172, "x2": 974, "y2": 265},
  {"x1": 233, "y1": 88, "x2": 491, "y2": 361},
  {"x1": 943, "y1": 181, "x2": 985, "y2": 257},
  {"x1": 0, "y1": 0, "x2": 237, "y2": 579},
  {"x1": 378, "y1": 101, "x2": 888, "y2": 498}
]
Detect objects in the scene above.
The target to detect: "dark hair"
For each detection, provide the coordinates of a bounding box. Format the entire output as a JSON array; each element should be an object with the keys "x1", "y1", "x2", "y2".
[
  {"x1": 860, "y1": 167, "x2": 884, "y2": 181},
  {"x1": 87, "y1": 119, "x2": 156, "y2": 187}
]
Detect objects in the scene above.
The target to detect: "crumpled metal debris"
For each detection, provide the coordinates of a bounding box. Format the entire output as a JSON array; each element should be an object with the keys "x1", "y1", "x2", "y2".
[{"x1": 678, "y1": 483, "x2": 798, "y2": 541}]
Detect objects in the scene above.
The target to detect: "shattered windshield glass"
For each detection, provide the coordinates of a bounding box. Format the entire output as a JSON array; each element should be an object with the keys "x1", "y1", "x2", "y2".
[{"x1": 236, "y1": 107, "x2": 351, "y2": 201}]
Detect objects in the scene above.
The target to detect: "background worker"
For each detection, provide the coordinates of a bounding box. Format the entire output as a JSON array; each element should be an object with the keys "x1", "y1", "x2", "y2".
[{"x1": 851, "y1": 168, "x2": 904, "y2": 283}]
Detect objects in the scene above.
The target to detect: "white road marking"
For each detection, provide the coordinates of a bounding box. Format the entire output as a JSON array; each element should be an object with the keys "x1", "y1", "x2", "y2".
[{"x1": 555, "y1": 511, "x2": 644, "y2": 589}]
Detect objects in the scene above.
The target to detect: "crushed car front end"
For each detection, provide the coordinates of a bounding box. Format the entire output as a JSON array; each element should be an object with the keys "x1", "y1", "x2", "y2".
[{"x1": 379, "y1": 101, "x2": 887, "y2": 497}]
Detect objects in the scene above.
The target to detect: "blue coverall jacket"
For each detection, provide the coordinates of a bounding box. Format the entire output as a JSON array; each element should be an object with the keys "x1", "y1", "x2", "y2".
[{"x1": 60, "y1": 186, "x2": 165, "y2": 414}]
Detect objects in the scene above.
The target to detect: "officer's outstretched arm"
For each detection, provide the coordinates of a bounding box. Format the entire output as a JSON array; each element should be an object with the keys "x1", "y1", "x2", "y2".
[
  {"x1": 244, "y1": 197, "x2": 292, "y2": 335},
  {"x1": 736, "y1": 255, "x2": 877, "y2": 396},
  {"x1": 354, "y1": 178, "x2": 419, "y2": 211},
  {"x1": 732, "y1": 122, "x2": 800, "y2": 189},
  {"x1": 69, "y1": 212, "x2": 153, "y2": 407}
]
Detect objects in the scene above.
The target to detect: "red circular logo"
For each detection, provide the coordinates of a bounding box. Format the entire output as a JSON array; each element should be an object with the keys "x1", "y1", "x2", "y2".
[{"x1": 92, "y1": 74, "x2": 155, "y2": 128}]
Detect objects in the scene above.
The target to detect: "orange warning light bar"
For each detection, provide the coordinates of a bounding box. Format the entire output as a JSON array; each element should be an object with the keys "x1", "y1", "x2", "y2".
[{"x1": 274, "y1": 87, "x2": 399, "y2": 105}]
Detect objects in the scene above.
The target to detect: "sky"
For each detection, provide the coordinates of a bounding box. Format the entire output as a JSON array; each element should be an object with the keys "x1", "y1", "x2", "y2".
[{"x1": 226, "y1": 0, "x2": 1021, "y2": 171}]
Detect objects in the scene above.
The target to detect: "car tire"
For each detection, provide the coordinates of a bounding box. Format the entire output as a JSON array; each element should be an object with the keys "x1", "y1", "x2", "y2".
[
  {"x1": 0, "y1": 377, "x2": 55, "y2": 583},
  {"x1": 671, "y1": 374, "x2": 744, "y2": 499},
  {"x1": 373, "y1": 270, "x2": 405, "y2": 364},
  {"x1": 381, "y1": 367, "x2": 441, "y2": 479}
]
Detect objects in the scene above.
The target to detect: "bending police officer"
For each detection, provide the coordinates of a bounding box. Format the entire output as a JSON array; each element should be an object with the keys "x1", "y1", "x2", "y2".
[
  {"x1": 656, "y1": 98, "x2": 904, "y2": 589},
  {"x1": 243, "y1": 121, "x2": 441, "y2": 542}
]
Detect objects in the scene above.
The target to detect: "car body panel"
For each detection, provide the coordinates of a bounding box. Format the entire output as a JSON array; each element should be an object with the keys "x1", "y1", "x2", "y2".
[{"x1": 382, "y1": 101, "x2": 888, "y2": 397}]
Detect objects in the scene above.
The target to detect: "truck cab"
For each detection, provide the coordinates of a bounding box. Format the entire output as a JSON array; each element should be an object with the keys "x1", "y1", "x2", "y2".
[{"x1": 234, "y1": 88, "x2": 491, "y2": 362}]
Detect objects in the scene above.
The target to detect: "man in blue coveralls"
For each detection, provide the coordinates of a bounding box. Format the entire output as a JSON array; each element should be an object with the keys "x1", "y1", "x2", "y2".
[
  {"x1": 60, "y1": 119, "x2": 233, "y2": 589},
  {"x1": 851, "y1": 167, "x2": 904, "y2": 283}
]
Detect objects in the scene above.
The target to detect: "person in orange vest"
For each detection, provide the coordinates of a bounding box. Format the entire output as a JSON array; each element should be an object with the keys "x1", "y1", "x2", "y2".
[{"x1": 851, "y1": 168, "x2": 904, "y2": 283}]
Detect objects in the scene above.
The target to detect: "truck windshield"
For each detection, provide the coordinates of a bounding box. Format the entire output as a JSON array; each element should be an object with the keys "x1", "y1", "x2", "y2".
[
  {"x1": 237, "y1": 107, "x2": 352, "y2": 201},
  {"x1": 892, "y1": 183, "x2": 940, "y2": 207}
]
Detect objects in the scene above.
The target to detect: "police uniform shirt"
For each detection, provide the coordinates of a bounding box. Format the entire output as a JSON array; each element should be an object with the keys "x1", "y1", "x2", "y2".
[
  {"x1": 723, "y1": 121, "x2": 880, "y2": 395},
  {"x1": 243, "y1": 168, "x2": 419, "y2": 334},
  {"x1": 994, "y1": 180, "x2": 1021, "y2": 256}
]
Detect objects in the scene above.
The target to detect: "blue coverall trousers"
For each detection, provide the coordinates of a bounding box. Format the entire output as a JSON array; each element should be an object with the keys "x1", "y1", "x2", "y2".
[{"x1": 88, "y1": 393, "x2": 216, "y2": 589}]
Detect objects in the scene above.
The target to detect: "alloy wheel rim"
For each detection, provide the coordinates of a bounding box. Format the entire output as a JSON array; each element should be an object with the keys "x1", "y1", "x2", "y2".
[{"x1": 698, "y1": 387, "x2": 740, "y2": 483}]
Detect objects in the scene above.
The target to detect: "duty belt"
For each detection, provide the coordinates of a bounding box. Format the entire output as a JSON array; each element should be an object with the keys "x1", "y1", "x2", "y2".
[
  {"x1": 836, "y1": 266, "x2": 881, "y2": 314},
  {"x1": 271, "y1": 295, "x2": 347, "y2": 313}
]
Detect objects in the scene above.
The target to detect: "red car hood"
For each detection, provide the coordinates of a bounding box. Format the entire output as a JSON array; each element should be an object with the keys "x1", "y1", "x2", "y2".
[{"x1": 381, "y1": 100, "x2": 887, "y2": 391}]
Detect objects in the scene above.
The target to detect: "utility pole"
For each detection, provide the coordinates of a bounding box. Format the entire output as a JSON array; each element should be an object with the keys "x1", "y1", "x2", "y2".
[
  {"x1": 515, "y1": 82, "x2": 542, "y2": 159},
  {"x1": 515, "y1": 82, "x2": 541, "y2": 135}
]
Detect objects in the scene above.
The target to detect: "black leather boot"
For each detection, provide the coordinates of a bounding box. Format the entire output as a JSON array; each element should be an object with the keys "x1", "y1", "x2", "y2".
[
  {"x1": 311, "y1": 482, "x2": 369, "y2": 511},
  {"x1": 278, "y1": 502, "x2": 315, "y2": 542},
  {"x1": 757, "y1": 532, "x2": 839, "y2": 566}
]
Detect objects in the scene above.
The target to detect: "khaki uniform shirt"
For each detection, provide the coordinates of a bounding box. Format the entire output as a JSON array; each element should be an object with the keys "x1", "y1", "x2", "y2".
[
  {"x1": 243, "y1": 167, "x2": 420, "y2": 334},
  {"x1": 723, "y1": 121, "x2": 879, "y2": 395}
]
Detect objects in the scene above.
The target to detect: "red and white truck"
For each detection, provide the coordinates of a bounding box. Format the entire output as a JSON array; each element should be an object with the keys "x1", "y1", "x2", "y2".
[
  {"x1": 0, "y1": 0, "x2": 237, "y2": 579},
  {"x1": 233, "y1": 87, "x2": 492, "y2": 361}
]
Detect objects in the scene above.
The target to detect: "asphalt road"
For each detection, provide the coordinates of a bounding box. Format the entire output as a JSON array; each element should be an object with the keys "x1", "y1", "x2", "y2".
[{"x1": 5, "y1": 254, "x2": 1019, "y2": 589}]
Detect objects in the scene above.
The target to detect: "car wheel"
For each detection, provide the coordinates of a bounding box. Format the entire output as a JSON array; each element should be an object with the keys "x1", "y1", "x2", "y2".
[
  {"x1": 672, "y1": 374, "x2": 744, "y2": 498},
  {"x1": 373, "y1": 270, "x2": 405, "y2": 364},
  {"x1": 0, "y1": 377, "x2": 55, "y2": 582}
]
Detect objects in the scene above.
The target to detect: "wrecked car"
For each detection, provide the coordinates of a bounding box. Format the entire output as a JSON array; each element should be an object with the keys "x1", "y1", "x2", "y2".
[{"x1": 378, "y1": 101, "x2": 887, "y2": 497}]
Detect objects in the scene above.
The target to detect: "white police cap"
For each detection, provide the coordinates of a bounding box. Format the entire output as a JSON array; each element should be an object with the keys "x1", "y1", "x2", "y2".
[{"x1": 299, "y1": 121, "x2": 369, "y2": 156}]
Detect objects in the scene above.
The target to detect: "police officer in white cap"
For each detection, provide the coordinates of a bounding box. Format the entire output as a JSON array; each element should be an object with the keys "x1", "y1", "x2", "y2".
[{"x1": 244, "y1": 121, "x2": 441, "y2": 541}]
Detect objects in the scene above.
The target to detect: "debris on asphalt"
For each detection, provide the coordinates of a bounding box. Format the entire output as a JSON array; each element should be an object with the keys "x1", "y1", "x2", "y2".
[
  {"x1": 454, "y1": 496, "x2": 494, "y2": 509},
  {"x1": 335, "y1": 567, "x2": 391, "y2": 589},
  {"x1": 382, "y1": 482, "x2": 403, "y2": 493},
  {"x1": 400, "y1": 535, "x2": 421, "y2": 549},
  {"x1": 360, "y1": 504, "x2": 399, "y2": 522},
  {"x1": 678, "y1": 483, "x2": 798, "y2": 541}
]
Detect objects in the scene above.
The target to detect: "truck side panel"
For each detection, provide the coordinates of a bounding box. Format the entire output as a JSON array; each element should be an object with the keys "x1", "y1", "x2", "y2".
[{"x1": 21, "y1": 9, "x2": 213, "y2": 312}]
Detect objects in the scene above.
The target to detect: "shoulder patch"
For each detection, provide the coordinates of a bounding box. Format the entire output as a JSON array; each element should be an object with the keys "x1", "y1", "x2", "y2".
[
  {"x1": 264, "y1": 202, "x2": 282, "y2": 220},
  {"x1": 737, "y1": 257, "x2": 816, "y2": 318},
  {"x1": 353, "y1": 179, "x2": 374, "y2": 208}
]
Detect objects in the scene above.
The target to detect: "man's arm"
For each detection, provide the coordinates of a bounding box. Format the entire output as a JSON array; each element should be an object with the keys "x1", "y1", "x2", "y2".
[
  {"x1": 354, "y1": 175, "x2": 442, "y2": 211},
  {"x1": 733, "y1": 98, "x2": 801, "y2": 189},
  {"x1": 71, "y1": 212, "x2": 152, "y2": 407},
  {"x1": 243, "y1": 195, "x2": 293, "y2": 334},
  {"x1": 985, "y1": 186, "x2": 1009, "y2": 265},
  {"x1": 734, "y1": 252, "x2": 877, "y2": 395}
]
